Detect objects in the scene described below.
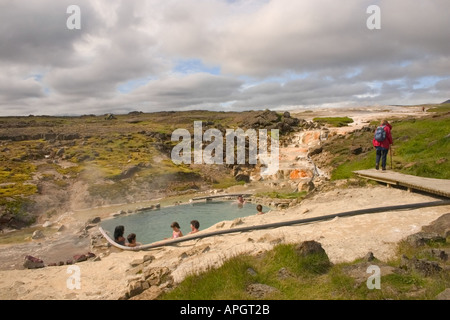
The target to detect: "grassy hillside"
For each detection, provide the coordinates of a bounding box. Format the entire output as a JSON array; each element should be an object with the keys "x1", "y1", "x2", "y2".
[
  {"x1": 161, "y1": 238, "x2": 450, "y2": 300},
  {"x1": 315, "y1": 106, "x2": 450, "y2": 180}
]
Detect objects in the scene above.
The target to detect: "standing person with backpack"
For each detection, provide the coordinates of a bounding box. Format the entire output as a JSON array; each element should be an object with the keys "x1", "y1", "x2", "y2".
[{"x1": 372, "y1": 119, "x2": 393, "y2": 171}]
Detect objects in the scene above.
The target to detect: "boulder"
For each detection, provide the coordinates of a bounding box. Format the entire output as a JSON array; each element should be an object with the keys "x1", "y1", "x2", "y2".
[
  {"x1": 297, "y1": 179, "x2": 314, "y2": 192},
  {"x1": 294, "y1": 240, "x2": 332, "y2": 274},
  {"x1": 235, "y1": 173, "x2": 250, "y2": 183},
  {"x1": 277, "y1": 267, "x2": 295, "y2": 280},
  {"x1": 42, "y1": 221, "x2": 52, "y2": 228},
  {"x1": 350, "y1": 146, "x2": 363, "y2": 155},
  {"x1": 364, "y1": 252, "x2": 376, "y2": 262},
  {"x1": 246, "y1": 283, "x2": 280, "y2": 299},
  {"x1": 241, "y1": 110, "x2": 280, "y2": 129},
  {"x1": 425, "y1": 249, "x2": 449, "y2": 261},
  {"x1": 406, "y1": 232, "x2": 446, "y2": 248},
  {"x1": 421, "y1": 213, "x2": 450, "y2": 238},
  {"x1": 31, "y1": 230, "x2": 45, "y2": 240},
  {"x1": 56, "y1": 148, "x2": 65, "y2": 157},
  {"x1": 23, "y1": 255, "x2": 45, "y2": 269},
  {"x1": 73, "y1": 254, "x2": 87, "y2": 263},
  {"x1": 143, "y1": 267, "x2": 173, "y2": 287},
  {"x1": 295, "y1": 240, "x2": 327, "y2": 257},
  {"x1": 308, "y1": 146, "x2": 323, "y2": 157},
  {"x1": 84, "y1": 224, "x2": 97, "y2": 230},
  {"x1": 89, "y1": 217, "x2": 101, "y2": 224},
  {"x1": 117, "y1": 165, "x2": 140, "y2": 180},
  {"x1": 127, "y1": 281, "x2": 147, "y2": 298},
  {"x1": 87, "y1": 252, "x2": 96, "y2": 259},
  {"x1": 400, "y1": 255, "x2": 442, "y2": 277}
]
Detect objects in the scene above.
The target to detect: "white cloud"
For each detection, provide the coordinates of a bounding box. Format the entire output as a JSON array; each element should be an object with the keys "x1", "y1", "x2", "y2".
[{"x1": 0, "y1": 0, "x2": 449, "y2": 116}]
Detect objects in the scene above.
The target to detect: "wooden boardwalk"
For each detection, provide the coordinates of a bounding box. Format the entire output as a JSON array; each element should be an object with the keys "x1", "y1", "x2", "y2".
[{"x1": 354, "y1": 169, "x2": 450, "y2": 198}]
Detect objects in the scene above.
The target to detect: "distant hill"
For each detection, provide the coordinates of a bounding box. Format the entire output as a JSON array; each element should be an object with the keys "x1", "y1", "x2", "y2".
[{"x1": 442, "y1": 99, "x2": 450, "y2": 104}]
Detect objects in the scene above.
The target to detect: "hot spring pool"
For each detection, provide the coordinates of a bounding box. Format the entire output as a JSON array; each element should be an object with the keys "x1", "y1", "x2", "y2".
[{"x1": 100, "y1": 201, "x2": 270, "y2": 245}]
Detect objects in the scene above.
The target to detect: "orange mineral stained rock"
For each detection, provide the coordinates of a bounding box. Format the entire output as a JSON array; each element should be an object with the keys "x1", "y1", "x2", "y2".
[{"x1": 289, "y1": 169, "x2": 311, "y2": 180}]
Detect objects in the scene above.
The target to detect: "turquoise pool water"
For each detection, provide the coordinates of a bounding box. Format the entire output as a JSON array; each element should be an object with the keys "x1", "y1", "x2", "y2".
[{"x1": 100, "y1": 201, "x2": 270, "y2": 245}]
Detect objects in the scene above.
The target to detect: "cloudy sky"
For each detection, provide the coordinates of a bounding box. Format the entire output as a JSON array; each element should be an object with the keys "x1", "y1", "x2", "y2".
[{"x1": 1, "y1": 0, "x2": 449, "y2": 116}]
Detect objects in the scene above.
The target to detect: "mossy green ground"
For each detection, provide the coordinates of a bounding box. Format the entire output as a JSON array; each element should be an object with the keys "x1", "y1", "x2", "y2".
[
  {"x1": 313, "y1": 117, "x2": 354, "y2": 127},
  {"x1": 161, "y1": 238, "x2": 450, "y2": 300},
  {"x1": 0, "y1": 111, "x2": 255, "y2": 218},
  {"x1": 327, "y1": 107, "x2": 450, "y2": 180}
]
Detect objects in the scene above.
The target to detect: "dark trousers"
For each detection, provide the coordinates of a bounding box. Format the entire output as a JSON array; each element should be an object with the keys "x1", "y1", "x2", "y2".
[{"x1": 375, "y1": 146, "x2": 389, "y2": 169}]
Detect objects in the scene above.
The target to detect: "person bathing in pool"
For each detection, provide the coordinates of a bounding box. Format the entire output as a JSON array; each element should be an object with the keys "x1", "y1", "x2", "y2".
[
  {"x1": 126, "y1": 233, "x2": 142, "y2": 247},
  {"x1": 188, "y1": 220, "x2": 200, "y2": 234},
  {"x1": 256, "y1": 204, "x2": 265, "y2": 215},
  {"x1": 114, "y1": 225, "x2": 126, "y2": 245},
  {"x1": 235, "y1": 195, "x2": 246, "y2": 208},
  {"x1": 165, "y1": 221, "x2": 183, "y2": 240}
]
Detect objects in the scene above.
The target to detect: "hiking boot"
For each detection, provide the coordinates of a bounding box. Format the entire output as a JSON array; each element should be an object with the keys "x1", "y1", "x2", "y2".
[
  {"x1": 375, "y1": 165, "x2": 379, "y2": 170},
  {"x1": 382, "y1": 167, "x2": 386, "y2": 171}
]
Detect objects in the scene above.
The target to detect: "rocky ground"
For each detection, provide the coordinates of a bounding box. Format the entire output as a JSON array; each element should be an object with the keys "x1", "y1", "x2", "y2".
[
  {"x1": 0, "y1": 184, "x2": 448, "y2": 300},
  {"x1": 0, "y1": 105, "x2": 447, "y2": 300}
]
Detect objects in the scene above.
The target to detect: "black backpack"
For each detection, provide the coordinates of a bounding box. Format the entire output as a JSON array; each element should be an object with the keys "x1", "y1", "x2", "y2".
[{"x1": 374, "y1": 125, "x2": 386, "y2": 142}]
